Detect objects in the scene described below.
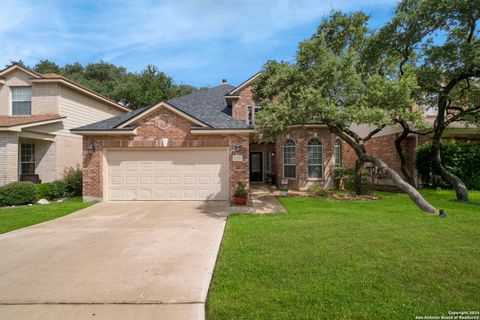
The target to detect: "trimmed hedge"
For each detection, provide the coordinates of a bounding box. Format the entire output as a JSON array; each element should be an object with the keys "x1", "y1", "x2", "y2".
[
  {"x1": 36, "y1": 181, "x2": 69, "y2": 200},
  {"x1": 0, "y1": 182, "x2": 38, "y2": 206},
  {"x1": 416, "y1": 140, "x2": 480, "y2": 190}
]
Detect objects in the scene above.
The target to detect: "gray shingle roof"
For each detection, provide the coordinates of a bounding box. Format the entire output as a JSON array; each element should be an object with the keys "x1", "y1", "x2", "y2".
[
  {"x1": 167, "y1": 84, "x2": 248, "y2": 129},
  {"x1": 72, "y1": 84, "x2": 249, "y2": 131}
]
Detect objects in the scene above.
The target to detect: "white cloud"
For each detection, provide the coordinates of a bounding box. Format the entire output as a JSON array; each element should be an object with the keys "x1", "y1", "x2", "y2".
[{"x1": 0, "y1": 0, "x2": 398, "y2": 83}]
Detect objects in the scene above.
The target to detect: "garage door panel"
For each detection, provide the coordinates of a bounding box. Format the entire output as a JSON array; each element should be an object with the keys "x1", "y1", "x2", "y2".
[
  {"x1": 107, "y1": 149, "x2": 229, "y2": 201},
  {"x1": 125, "y1": 176, "x2": 138, "y2": 185}
]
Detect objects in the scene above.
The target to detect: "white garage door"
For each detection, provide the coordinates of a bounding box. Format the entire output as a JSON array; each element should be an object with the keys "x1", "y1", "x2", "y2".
[{"x1": 106, "y1": 149, "x2": 229, "y2": 201}]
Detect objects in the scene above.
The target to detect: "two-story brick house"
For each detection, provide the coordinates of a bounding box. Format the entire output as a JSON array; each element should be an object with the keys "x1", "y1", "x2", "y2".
[
  {"x1": 74, "y1": 74, "x2": 344, "y2": 202},
  {"x1": 0, "y1": 64, "x2": 129, "y2": 186},
  {"x1": 75, "y1": 72, "x2": 480, "y2": 202}
]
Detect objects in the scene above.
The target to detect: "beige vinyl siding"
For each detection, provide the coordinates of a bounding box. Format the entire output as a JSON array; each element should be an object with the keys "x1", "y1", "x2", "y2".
[
  {"x1": 32, "y1": 83, "x2": 59, "y2": 115},
  {"x1": 57, "y1": 86, "x2": 124, "y2": 137}
]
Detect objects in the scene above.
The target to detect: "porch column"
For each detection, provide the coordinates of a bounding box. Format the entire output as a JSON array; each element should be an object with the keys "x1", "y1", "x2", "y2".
[{"x1": 0, "y1": 132, "x2": 19, "y2": 186}]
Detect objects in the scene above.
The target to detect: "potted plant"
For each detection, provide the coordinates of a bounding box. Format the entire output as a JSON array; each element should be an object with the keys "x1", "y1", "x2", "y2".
[{"x1": 233, "y1": 182, "x2": 248, "y2": 205}]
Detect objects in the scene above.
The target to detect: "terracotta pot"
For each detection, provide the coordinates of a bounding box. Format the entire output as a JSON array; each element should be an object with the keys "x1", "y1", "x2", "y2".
[{"x1": 234, "y1": 195, "x2": 247, "y2": 205}]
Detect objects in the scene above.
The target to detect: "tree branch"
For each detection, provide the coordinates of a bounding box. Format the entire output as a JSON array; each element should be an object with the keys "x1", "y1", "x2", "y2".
[{"x1": 363, "y1": 125, "x2": 386, "y2": 142}]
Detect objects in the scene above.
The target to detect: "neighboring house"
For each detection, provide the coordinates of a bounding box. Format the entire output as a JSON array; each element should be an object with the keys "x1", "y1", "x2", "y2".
[
  {"x1": 74, "y1": 74, "x2": 479, "y2": 202},
  {"x1": 0, "y1": 64, "x2": 129, "y2": 186}
]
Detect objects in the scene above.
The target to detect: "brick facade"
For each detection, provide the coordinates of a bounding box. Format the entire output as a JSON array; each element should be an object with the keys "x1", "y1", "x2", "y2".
[
  {"x1": 273, "y1": 127, "x2": 338, "y2": 190},
  {"x1": 82, "y1": 108, "x2": 249, "y2": 201},
  {"x1": 342, "y1": 133, "x2": 418, "y2": 185},
  {"x1": 231, "y1": 84, "x2": 254, "y2": 123},
  {"x1": 0, "y1": 132, "x2": 19, "y2": 185}
]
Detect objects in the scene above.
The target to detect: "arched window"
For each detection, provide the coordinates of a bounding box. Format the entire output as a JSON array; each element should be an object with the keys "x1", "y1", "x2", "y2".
[
  {"x1": 283, "y1": 139, "x2": 296, "y2": 178},
  {"x1": 334, "y1": 138, "x2": 342, "y2": 167},
  {"x1": 307, "y1": 139, "x2": 323, "y2": 178}
]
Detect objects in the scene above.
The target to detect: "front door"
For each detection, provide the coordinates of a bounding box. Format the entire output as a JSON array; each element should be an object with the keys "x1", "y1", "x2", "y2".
[{"x1": 249, "y1": 152, "x2": 263, "y2": 182}]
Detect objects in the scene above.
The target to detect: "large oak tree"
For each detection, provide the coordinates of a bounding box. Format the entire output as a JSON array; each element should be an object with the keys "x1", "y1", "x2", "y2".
[
  {"x1": 253, "y1": 11, "x2": 438, "y2": 214},
  {"x1": 377, "y1": 0, "x2": 480, "y2": 201}
]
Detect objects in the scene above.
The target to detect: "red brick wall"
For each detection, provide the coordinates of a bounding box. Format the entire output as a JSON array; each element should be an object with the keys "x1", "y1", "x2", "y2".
[
  {"x1": 82, "y1": 108, "x2": 249, "y2": 201},
  {"x1": 232, "y1": 84, "x2": 254, "y2": 123},
  {"x1": 342, "y1": 133, "x2": 417, "y2": 182},
  {"x1": 273, "y1": 127, "x2": 338, "y2": 189}
]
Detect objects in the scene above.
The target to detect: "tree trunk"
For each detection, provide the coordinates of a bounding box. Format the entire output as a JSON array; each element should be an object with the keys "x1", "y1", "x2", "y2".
[
  {"x1": 354, "y1": 159, "x2": 365, "y2": 195},
  {"x1": 395, "y1": 126, "x2": 416, "y2": 187},
  {"x1": 366, "y1": 156, "x2": 437, "y2": 213},
  {"x1": 327, "y1": 125, "x2": 438, "y2": 214},
  {"x1": 431, "y1": 130, "x2": 469, "y2": 202},
  {"x1": 432, "y1": 94, "x2": 470, "y2": 202}
]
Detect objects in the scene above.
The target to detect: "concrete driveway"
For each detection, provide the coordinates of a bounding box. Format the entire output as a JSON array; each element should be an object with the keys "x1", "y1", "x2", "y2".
[{"x1": 0, "y1": 201, "x2": 228, "y2": 320}]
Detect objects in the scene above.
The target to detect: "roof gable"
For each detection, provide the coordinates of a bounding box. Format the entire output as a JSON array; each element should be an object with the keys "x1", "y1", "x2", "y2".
[
  {"x1": 0, "y1": 64, "x2": 130, "y2": 113},
  {"x1": 117, "y1": 101, "x2": 209, "y2": 128},
  {"x1": 226, "y1": 72, "x2": 262, "y2": 96},
  {"x1": 0, "y1": 64, "x2": 43, "y2": 79}
]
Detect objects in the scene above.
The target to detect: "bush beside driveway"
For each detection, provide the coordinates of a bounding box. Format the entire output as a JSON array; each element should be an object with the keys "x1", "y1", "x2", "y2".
[{"x1": 207, "y1": 190, "x2": 480, "y2": 320}]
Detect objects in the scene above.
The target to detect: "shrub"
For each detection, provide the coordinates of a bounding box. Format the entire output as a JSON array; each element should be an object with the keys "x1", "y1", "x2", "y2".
[
  {"x1": 63, "y1": 167, "x2": 82, "y2": 196},
  {"x1": 36, "y1": 181, "x2": 69, "y2": 200},
  {"x1": 51, "y1": 181, "x2": 69, "y2": 199},
  {"x1": 37, "y1": 183, "x2": 55, "y2": 200},
  {"x1": 0, "y1": 182, "x2": 38, "y2": 206},
  {"x1": 234, "y1": 182, "x2": 247, "y2": 197},
  {"x1": 416, "y1": 140, "x2": 480, "y2": 190},
  {"x1": 308, "y1": 182, "x2": 328, "y2": 197}
]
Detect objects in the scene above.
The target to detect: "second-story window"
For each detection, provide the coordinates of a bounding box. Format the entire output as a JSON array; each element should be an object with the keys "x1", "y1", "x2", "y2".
[
  {"x1": 247, "y1": 105, "x2": 261, "y2": 126},
  {"x1": 12, "y1": 87, "x2": 32, "y2": 116}
]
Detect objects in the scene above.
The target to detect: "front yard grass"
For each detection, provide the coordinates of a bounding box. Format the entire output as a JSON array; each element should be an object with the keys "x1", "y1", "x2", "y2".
[
  {"x1": 207, "y1": 190, "x2": 480, "y2": 320},
  {"x1": 0, "y1": 197, "x2": 93, "y2": 234}
]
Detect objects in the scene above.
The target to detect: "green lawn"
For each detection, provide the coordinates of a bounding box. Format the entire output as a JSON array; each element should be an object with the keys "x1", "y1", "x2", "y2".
[
  {"x1": 0, "y1": 197, "x2": 94, "y2": 234},
  {"x1": 207, "y1": 190, "x2": 480, "y2": 320}
]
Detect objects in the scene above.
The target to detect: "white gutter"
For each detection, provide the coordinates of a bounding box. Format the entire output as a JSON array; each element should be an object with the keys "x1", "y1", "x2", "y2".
[
  {"x1": 71, "y1": 129, "x2": 137, "y2": 136},
  {"x1": 190, "y1": 129, "x2": 256, "y2": 135}
]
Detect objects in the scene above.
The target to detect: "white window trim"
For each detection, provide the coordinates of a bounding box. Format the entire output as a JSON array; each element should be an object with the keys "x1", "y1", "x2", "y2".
[
  {"x1": 283, "y1": 139, "x2": 296, "y2": 179},
  {"x1": 20, "y1": 142, "x2": 35, "y2": 175},
  {"x1": 307, "y1": 138, "x2": 324, "y2": 179},
  {"x1": 11, "y1": 86, "x2": 32, "y2": 116},
  {"x1": 247, "y1": 105, "x2": 261, "y2": 126},
  {"x1": 334, "y1": 138, "x2": 342, "y2": 167}
]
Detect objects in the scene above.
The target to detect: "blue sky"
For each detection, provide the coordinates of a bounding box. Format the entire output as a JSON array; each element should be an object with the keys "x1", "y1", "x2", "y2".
[{"x1": 0, "y1": 0, "x2": 399, "y2": 87}]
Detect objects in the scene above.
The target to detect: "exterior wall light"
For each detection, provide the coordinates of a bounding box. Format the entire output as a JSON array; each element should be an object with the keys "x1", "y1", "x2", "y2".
[
  {"x1": 234, "y1": 144, "x2": 243, "y2": 153},
  {"x1": 87, "y1": 143, "x2": 96, "y2": 155}
]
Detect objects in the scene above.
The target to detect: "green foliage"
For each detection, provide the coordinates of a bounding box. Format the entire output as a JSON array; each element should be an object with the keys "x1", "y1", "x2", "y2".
[
  {"x1": 416, "y1": 140, "x2": 480, "y2": 189},
  {"x1": 0, "y1": 182, "x2": 38, "y2": 206},
  {"x1": 378, "y1": 0, "x2": 480, "y2": 125},
  {"x1": 63, "y1": 167, "x2": 83, "y2": 196},
  {"x1": 36, "y1": 181, "x2": 69, "y2": 200},
  {"x1": 36, "y1": 183, "x2": 55, "y2": 200},
  {"x1": 253, "y1": 11, "x2": 424, "y2": 142},
  {"x1": 344, "y1": 169, "x2": 372, "y2": 193},
  {"x1": 34, "y1": 59, "x2": 62, "y2": 74},
  {"x1": 234, "y1": 182, "x2": 247, "y2": 197},
  {"x1": 308, "y1": 182, "x2": 328, "y2": 197},
  {"x1": 28, "y1": 60, "x2": 197, "y2": 110},
  {"x1": 50, "y1": 181, "x2": 69, "y2": 199}
]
